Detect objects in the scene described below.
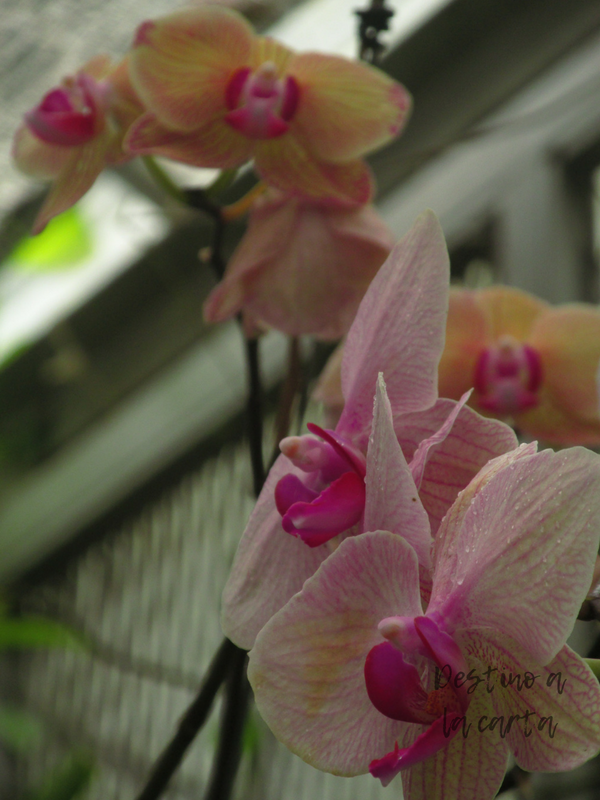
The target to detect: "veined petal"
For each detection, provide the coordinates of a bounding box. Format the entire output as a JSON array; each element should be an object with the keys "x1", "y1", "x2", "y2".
[
  {"x1": 365, "y1": 375, "x2": 432, "y2": 569},
  {"x1": 401, "y1": 687, "x2": 508, "y2": 800},
  {"x1": 221, "y1": 453, "x2": 326, "y2": 650},
  {"x1": 12, "y1": 124, "x2": 70, "y2": 179},
  {"x1": 466, "y1": 632, "x2": 600, "y2": 771},
  {"x1": 288, "y1": 52, "x2": 411, "y2": 163},
  {"x1": 124, "y1": 112, "x2": 252, "y2": 168},
  {"x1": 397, "y1": 401, "x2": 518, "y2": 537},
  {"x1": 32, "y1": 130, "x2": 111, "y2": 233},
  {"x1": 529, "y1": 305, "x2": 600, "y2": 422},
  {"x1": 475, "y1": 285, "x2": 549, "y2": 341},
  {"x1": 129, "y1": 7, "x2": 254, "y2": 131},
  {"x1": 431, "y1": 447, "x2": 600, "y2": 664},
  {"x1": 438, "y1": 289, "x2": 489, "y2": 402},
  {"x1": 250, "y1": 35, "x2": 295, "y2": 74},
  {"x1": 409, "y1": 390, "x2": 471, "y2": 490},
  {"x1": 248, "y1": 532, "x2": 422, "y2": 775},
  {"x1": 339, "y1": 211, "x2": 449, "y2": 440},
  {"x1": 254, "y1": 136, "x2": 374, "y2": 206}
]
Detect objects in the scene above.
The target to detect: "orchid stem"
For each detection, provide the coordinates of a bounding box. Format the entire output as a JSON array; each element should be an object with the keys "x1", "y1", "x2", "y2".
[
  {"x1": 245, "y1": 336, "x2": 266, "y2": 497},
  {"x1": 269, "y1": 337, "x2": 301, "y2": 470},
  {"x1": 134, "y1": 638, "x2": 239, "y2": 800},
  {"x1": 222, "y1": 182, "x2": 267, "y2": 222},
  {"x1": 204, "y1": 168, "x2": 239, "y2": 200},
  {"x1": 203, "y1": 646, "x2": 251, "y2": 800},
  {"x1": 142, "y1": 156, "x2": 187, "y2": 205}
]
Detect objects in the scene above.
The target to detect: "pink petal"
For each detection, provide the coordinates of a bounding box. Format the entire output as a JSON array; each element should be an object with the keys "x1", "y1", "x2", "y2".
[
  {"x1": 431, "y1": 446, "x2": 600, "y2": 664},
  {"x1": 338, "y1": 211, "x2": 449, "y2": 441},
  {"x1": 282, "y1": 470, "x2": 365, "y2": 547},
  {"x1": 364, "y1": 375, "x2": 431, "y2": 569},
  {"x1": 274, "y1": 473, "x2": 318, "y2": 515},
  {"x1": 221, "y1": 453, "x2": 327, "y2": 650},
  {"x1": 465, "y1": 631, "x2": 600, "y2": 771},
  {"x1": 288, "y1": 52, "x2": 411, "y2": 162},
  {"x1": 204, "y1": 191, "x2": 393, "y2": 339},
  {"x1": 129, "y1": 7, "x2": 254, "y2": 131},
  {"x1": 32, "y1": 130, "x2": 111, "y2": 233},
  {"x1": 254, "y1": 136, "x2": 374, "y2": 206},
  {"x1": 395, "y1": 399, "x2": 518, "y2": 536},
  {"x1": 409, "y1": 390, "x2": 471, "y2": 489},
  {"x1": 124, "y1": 112, "x2": 253, "y2": 168},
  {"x1": 365, "y1": 642, "x2": 436, "y2": 724},
  {"x1": 248, "y1": 532, "x2": 423, "y2": 775},
  {"x1": 306, "y1": 423, "x2": 366, "y2": 477},
  {"x1": 401, "y1": 686, "x2": 509, "y2": 800}
]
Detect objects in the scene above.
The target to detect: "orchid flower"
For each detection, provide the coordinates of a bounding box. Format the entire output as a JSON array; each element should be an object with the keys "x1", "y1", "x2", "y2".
[
  {"x1": 248, "y1": 394, "x2": 600, "y2": 798},
  {"x1": 203, "y1": 188, "x2": 394, "y2": 339},
  {"x1": 13, "y1": 56, "x2": 144, "y2": 234},
  {"x1": 438, "y1": 285, "x2": 600, "y2": 445},
  {"x1": 221, "y1": 211, "x2": 517, "y2": 649},
  {"x1": 124, "y1": 6, "x2": 411, "y2": 206}
]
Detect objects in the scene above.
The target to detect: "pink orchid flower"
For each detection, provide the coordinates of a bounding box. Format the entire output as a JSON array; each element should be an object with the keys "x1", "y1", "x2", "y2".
[
  {"x1": 124, "y1": 6, "x2": 411, "y2": 206},
  {"x1": 13, "y1": 56, "x2": 144, "y2": 234},
  {"x1": 203, "y1": 188, "x2": 394, "y2": 339},
  {"x1": 438, "y1": 286, "x2": 600, "y2": 445},
  {"x1": 248, "y1": 409, "x2": 600, "y2": 799},
  {"x1": 221, "y1": 211, "x2": 517, "y2": 649}
]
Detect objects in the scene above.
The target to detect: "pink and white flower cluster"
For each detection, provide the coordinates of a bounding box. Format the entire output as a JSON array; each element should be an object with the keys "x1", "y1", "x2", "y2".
[{"x1": 222, "y1": 212, "x2": 600, "y2": 799}]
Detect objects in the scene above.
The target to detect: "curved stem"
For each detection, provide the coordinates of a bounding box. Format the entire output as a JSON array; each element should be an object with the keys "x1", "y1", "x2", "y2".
[
  {"x1": 134, "y1": 638, "x2": 239, "y2": 800},
  {"x1": 142, "y1": 156, "x2": 187, "y2": 204},
  {"x1": 245, "y1": 337, "x2": 266, "y2": 497}
]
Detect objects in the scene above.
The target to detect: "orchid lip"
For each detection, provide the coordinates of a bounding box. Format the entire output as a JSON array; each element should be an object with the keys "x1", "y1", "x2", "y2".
[
  {"x1": 474, "y1": 336, "x2": 543, "y2": 415},
  {"x1": 224, "y1": 62, "x2": 299, "y2": 140}
]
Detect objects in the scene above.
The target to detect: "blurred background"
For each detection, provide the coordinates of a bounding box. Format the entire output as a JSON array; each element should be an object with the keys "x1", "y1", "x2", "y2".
[{"x1": 2, "y1": 0, "x2": 600, "y2": 797}]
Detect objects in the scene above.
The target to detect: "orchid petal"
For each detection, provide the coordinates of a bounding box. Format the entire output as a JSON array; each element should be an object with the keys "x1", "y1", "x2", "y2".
[
  {"x1": 124, "y1": 112, "x2": 252, "y2": 168},
  {"x1": 282, "y1": 470, "x2": 365, "y2": 547},
  {"x1": 274, "y1": 473, "x2": 318, "y2": 515},
  {"x1": 438, "y1": 289, "x2": 489, "y2": 401},
  {"x1": 466, "y1": 631, "x2": 600, "y2": 771},
  {"x1": 475, "y1": 285, "x2": 549, "y2": 341},
  {"x1": 306, "y1": 423, "x2": 366, "y2": 477},
  {"x1": 516, "y1": 392, "x2": 600, "y2": 446},
  {"x1": 221, "y1": 454, "x2": 327, "y2": 650},
  {"x1": 12, "y1": 125, "x2": 70, "y2": 179},
  {"x1": 254, "y1": 136, "x2": 374, "y2": 207},
  {"x1": 396, "y1": 399, "x2": 518, "y2": 535},
  {"x1": 288, "y1": 52, "x2": 411, "y2": 163},
  {"x1": 129, "y1": 7, "x2": 254, "y2": 131},
  {"x1": 32, "y1": 131, "x2": 111, "y2": 234},
  {"x1": 248, "y1": 532, "x2": 422, "y2": 775},
  {"x1": 365, "y1": 375, "x2": 431, "y2": 569},
  {"x1": 401, "y1": 687, "x2": 509, "y2": 800},
  {"x1": 339, "y1": 211, "x2": 449, "y2": 440},
  {"x1": 365, "y1": 642, "x2": 436, "y2": 724},
  {"x1": 431, "y1": 446, "x2": 600, "y2": 663},
  {"x1": 409, "y1": 390, "x2": 471, "y2": 490},
  {"x1": 529, "y1": 304, "x2": 600, "y2": 422}
]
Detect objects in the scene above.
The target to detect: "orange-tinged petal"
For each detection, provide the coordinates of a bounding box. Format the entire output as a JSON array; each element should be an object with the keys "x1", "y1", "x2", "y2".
[
  {"x1": 516, "y1": 388, "x2": 600, "y2": 446},
  {"x1": 254, "y1": 136, "x2": 374, "y2": 206},
  {"x1": 288, "y1": 52, "x2": 411, "y2": 163},
  {"x1": 438, "y1": 289, "x2": 489, "y2": 401},
  {"x1": 32, "y1": 130, "x2": 111, "y2": 233},
  {"x1": 474, "y1": 285, "x2": 549, "y2": 341},
  {"x1": 129, "y1": 7, "x2": 253, "y2": 132},
  {"x1": 124, "y1": 111, "x2": 252, "y2": 168},
  {"x1": 250, "y1": 35, "x2": 295, "y2": 74},
  {"x1": 12, "y1": 125, "x2": 70, "y2": 179},
  {"x1": 528, "y1": 304, "x2": 600, "y2": 423}
]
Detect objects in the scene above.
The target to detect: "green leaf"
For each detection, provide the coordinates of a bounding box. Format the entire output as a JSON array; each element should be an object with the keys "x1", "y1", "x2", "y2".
[
  {"x1": 0, "y1": 617, "x2": 86, "y2": 652},
  {"x1": 25, "y1": 752, "x2": 94, "y2": 800},
  {"x1": 0, "y1": 706, "x2": 43, "y2": 752},
  {"x1": 8, "y1": 208, "x2": 93, "y2": 271}
]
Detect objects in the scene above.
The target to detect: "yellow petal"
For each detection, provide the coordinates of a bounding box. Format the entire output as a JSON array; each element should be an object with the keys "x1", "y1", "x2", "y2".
[
  {"x1": 254, "y1": 136, "x2": 373, "y2": 206},
  {"x1": 129, "y1": 7, "x2": 254, "y2": 131},
  {"x1": 12, "y1": 125, "x2": 70, "y2": 179},
  {"x1": 474, "y1": 285, "x2": 549, "y2": 341},
  {"x1": 250, "y1": 36, "x2": 295, "y2": 74},
  {"x1": 528, "y1": 305, "x2": 600, "y2": 424},
  {"x1": 288, "y1": 52, "x2": 411, "y2": 163},
  {"x1": 516, "y1": 390, "x2": 600, "y2": 446},
  {"x1": 438, "y1": 289, "x2": 489, "y2": 401}
]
